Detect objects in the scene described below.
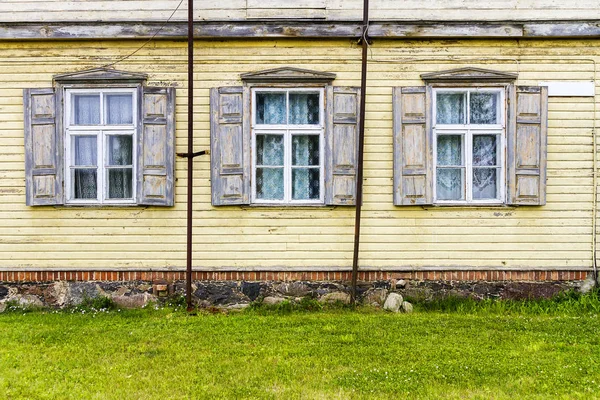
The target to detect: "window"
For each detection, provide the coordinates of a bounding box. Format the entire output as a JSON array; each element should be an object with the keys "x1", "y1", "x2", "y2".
[
  {"x1": 251, "y1": 88, "x2": 324, "y2": 204},
  {"x1": 433, "y1": 88, "x2": 505, "y2": 204},
  {"x1": 393, "y1": 67, "x2": 548, "y2": 207},
  {"x1": 210, "y1": 67, "x2": 360, "y2": 207},
  {"x1": 23, "y1": 68, "x2": 175, "y2": 207},
  {"x1": 65, "y1": 88, "x2": 137, "y2": 204}
]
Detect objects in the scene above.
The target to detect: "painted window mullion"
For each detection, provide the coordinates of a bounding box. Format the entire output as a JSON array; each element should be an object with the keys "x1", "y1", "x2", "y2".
[
  {"x1": 466, "y1": 129, "x2": 472, "y2": 203},
  {"x1": 98, "y1": 130, "x2": 103, "y2": 203}
]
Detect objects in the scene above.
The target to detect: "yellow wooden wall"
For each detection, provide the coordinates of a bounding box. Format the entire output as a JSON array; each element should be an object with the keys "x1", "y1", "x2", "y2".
[
  {"x1": 1, "y1": 0, "x2": 599, "y2": 22},
  {"x1": 0, "y1": 39, "x2": 597, "y2": 271}
]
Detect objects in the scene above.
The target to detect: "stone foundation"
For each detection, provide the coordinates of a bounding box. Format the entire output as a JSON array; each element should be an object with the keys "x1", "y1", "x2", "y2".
[{"x1": 0, "y1": 273, "x2": 596, "y2": 310}]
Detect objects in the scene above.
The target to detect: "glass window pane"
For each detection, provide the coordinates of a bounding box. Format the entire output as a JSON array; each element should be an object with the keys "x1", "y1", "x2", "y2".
[
  {"x1": 256, "y1": 168, "x2": 284, "y2": 200},
  {"x1": 292, "y1": 168, "x2": 320, "y2": 200},
  {"x1": 73, "y1": 169, "x2": 97, "y2": 199},
  {"x1": 256, "y1": 93, "x2": 286, "y2": 124},
  {"x1": 292, "y1": 135, "x2": 319, "y2": 166},
  {"x1": 473, "y1": 135, "x2": 497, "y2": 166},
  {"x1": 108, "y1": 135, "x2": 133, "y2": 166},
  {"x1": 108, "y1": 168, "x2": 133, "y2": 199},
  {"x1": 73, "y1": 94, "x2": 100, "y2": 125},
  {"x1": 473, "y1": 168, "x2": 498, "y2": 200},
  {"x1": 256, "y1": 134, "x2": 284, "y2": 166},
  {"x1": 436, "y1": 168, "x2": 464, "y2": 200},
  {"x1": 73, "y1": 136, "x2": 97, "y2": 166},
  {"x1": 289, "y1": 93, "x2": 320, "y2": 124},
  {"x1": 436, "y1": 93, "x2": 465, "y2": 124},
  {"x1": 437, "y1": 135, "x2": 462, "y2": 166},
  {"x1": 470, "y1": 92, "x2": 499, "y2": 124},
  {"x1": 106, "y1": 94, "x2": 133, "y2": 125}
]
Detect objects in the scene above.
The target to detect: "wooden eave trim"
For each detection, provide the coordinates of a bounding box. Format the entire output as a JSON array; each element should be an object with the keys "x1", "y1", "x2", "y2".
[{"x1": 1, "y1": 20, "x2": 600, "y2": 40}]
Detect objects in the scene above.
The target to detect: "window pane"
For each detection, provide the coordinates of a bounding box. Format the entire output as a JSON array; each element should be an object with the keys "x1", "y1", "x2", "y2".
[
  {"x1": 73, "y1": 169, "x2": 97, "y2": 199},
  {"x1": 436, "y1": 93, "x2": 465, "y2": 124},
  {"x1": 73, "y1": 136, "x2": 97, "y2": 166},
  {"x1": 473, "y1": 168, "x2": 498, "y2": 200},
  {"x1": 292, "y1": 168, "x2": 320, "y2": 200},
  {"x1": 436, "y1": 168, "x2": 464, "y2": 200},
  {"x1": 108, "y1": 135, "x2": 133, "y2": 166},
  {"x1": 437, "y1": 135, "x2": 462, "y2": 166},
  {"x1": 73, "y1": 94, "x2": 100, "y2": 125},
  {"x1": 108, "y1": 168, "x2": 133, "y2": 199},
  {"x1": 256, "y1": 93, "x2": 286, "y2": 124},
  {"x1": 256, "y1": 168, "x2": 284, "y2": 200},
  {"x1": 470, "y1": 92, "x2": 499, "y2": 124},
  {"x1": 106, "y1": 94, "x2": 133, "y2": 125},
  {"x1": 289, "y1": 93, "x2": 319, "y2": 124},
  {"x1": 256, "y1": 134, "x2": 284, "y2": 166},
  {"x1": 473, "y1": 135, "x2": 497, "y2": 166},
  {"x1": 292, "y1": 135, "x2": 319, "y2": 166}
]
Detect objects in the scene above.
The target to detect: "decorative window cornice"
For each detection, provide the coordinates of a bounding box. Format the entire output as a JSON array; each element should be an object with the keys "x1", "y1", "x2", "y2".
[
  {"x1": 53, "y1": 67, "x2": 148, "y2": 84},
  {"x1": 421, "y1": 67, "x2": 518, "y2": 83},
  {"x1": 241, "y1": 67, "x2": 336, "y2": 84}
]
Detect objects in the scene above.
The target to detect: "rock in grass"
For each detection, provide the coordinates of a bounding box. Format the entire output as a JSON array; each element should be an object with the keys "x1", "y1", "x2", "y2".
[
  {"x1": 263, "y1": 296, "x2": 286, "y2": 306},
  {"x1": 383, "y1": 293, "x2": 403, "y2": 312},
  {"x1": 112, "y1": 293, "x2": 156, "y2": 308},
  {"x1": 363, "y1": 288, "x2": 388, "y2": 306},
  {"x1": 580, "y1": 273, "x2": 597, "y2": 294},
  {"x1": 319, "y1": 292, "x2": 351, "y2": 304},
  {"x1": 401, "y1": 301, "x2": 414, "y2": 313},
  {"x1": 0, "y1": 302, "x2": 6, "y2": 313},
  {"x1": 14, "y1": 295, "x2": 44, "y2": 308}
]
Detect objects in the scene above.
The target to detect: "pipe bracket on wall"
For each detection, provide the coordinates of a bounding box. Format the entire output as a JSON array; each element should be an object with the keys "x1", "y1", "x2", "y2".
[{"x1": 177, "y1": 150, "x2": 210, "y2": 158}]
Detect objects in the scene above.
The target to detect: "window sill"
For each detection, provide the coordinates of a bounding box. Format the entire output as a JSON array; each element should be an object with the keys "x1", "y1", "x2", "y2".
[
  {"x1": 424, "y1": 203, "x2": 516, "y2": 210},
  {"x1": 242, "y1": 203, "x2": 337, "y2": 210},
  {"x1": 55, "y1": 204, "x2": 146, "y2": 209}
]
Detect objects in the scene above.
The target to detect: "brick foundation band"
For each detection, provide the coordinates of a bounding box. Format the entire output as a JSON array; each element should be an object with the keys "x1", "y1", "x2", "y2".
[{"x1": 0, "y1": 270, "x2": 590, "y2": 283}]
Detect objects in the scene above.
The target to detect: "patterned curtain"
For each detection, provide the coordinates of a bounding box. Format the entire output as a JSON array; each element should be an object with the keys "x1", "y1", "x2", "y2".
[
  {"x1": 106, "y1": 94, "x2": 133, "y2": 125},
  {"x1": 74, "y1": 95, "x2": 100, "y2": 125}
]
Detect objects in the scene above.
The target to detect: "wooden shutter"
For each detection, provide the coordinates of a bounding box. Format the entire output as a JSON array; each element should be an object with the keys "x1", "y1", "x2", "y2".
[
  {"x1": 507, "y1": 86, "x2": 548, "y2": 205},
  {"x1": 23, "y1": 88, "x2": 63, "y2": 206},
  {"x1": 138, "y1": 86, "x2": 175, "y2": 206},
  {"x1": 210, "y1": 86, "x2": 250, "y2": 206},
  {"x1": 325, "y1": 86, "x2": 360, "y2": 206},
  {"x1": 393, "y1": 87, "x2": 432, "y2": 205}
]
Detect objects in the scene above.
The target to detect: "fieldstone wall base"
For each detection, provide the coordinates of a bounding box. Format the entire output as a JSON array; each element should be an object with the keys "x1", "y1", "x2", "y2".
[{"x1": 0, "y1": 275, "x2": 594, "y2": 311}]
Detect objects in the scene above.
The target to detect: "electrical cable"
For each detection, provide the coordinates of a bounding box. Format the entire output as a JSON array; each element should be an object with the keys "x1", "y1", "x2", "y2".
[{"x1": 100, "y1": 0, "x2": 185, "y2": 69}]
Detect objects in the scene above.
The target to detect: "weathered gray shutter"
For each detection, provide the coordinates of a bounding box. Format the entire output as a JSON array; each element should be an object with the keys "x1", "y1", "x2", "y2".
[
  {"x1": 138, "y1": 86, "x2": 175, "y2": 206},
  {"x1": 210, "y1": 86, "x2": 250, "y2": 206},
  {"x1": 393, "y1": 86, "x2": 432, "y2": 205},
  {"x1": 325, "y1": 86, "x2": 360, "y2": 205},
  {"x1": 23, "y1": 88, "x2": 63, "y2": 206},
  {"x1": 507, "y1": 86, "x2": 548, "y2": 205}
]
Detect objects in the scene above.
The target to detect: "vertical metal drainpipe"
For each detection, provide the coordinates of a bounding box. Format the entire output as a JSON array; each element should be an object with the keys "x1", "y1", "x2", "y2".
[
  {"x1": 351, "y1": 0, "x2": 370, "y2": 303},
  {"x1": 186, "y1": 0, "x2": 194, "y2": 311}
]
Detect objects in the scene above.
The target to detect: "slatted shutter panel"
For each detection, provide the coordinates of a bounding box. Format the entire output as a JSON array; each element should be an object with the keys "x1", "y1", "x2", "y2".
[
  {"x1": 210, "y1": 86, "x2": 250, "y2": 206},
  {"x1": 138, "y1": 86, "x2": 175, "y2": 206},
  {"x1": 393, "y1": 87, "x2": 432, "y2": 205},
  {"x1": 507, "y1": 86, "x2": 548, "y2": 205},
  {"x1": 325, "y1": 86, "x2": 360, "y2": 205},
  {"x1": 23, "y1": 88, "x2": 63, "y2": 206}
]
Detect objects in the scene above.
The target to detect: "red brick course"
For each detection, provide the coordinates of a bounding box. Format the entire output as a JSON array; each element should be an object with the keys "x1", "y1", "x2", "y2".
[{"x1": 0, "y1": 270, "x2": 590, "y2": 283}]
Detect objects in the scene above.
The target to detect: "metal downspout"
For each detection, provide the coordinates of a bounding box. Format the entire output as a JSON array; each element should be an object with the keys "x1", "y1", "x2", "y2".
[
  {"x1": 186, "y1": 0, "x2": 194, "y2": 311},
  {"x1": 351, "y1": 0, "x2": 370, "y2": 303}
]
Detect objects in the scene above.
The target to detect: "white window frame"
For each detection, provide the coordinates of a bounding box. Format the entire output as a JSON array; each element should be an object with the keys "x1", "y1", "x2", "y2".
[
  {"x1": 250, "y1": 87, "x2": 325, "y2": 205},
  {"x1": 432, "y1": 87, "x2": 506, "y2": 205},
  {"x1": 64, "y1": 88, "x2": 138, "y2": 205}
]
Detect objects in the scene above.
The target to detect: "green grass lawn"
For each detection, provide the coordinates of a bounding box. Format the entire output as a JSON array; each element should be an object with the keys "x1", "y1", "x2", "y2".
[{"x1": 1, "y1": 300, "x2": 599, "y2": 399}]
